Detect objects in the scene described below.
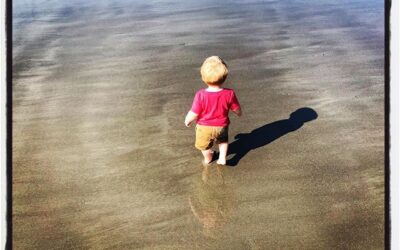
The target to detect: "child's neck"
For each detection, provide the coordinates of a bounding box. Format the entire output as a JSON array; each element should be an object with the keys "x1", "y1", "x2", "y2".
[{"x1": 206, "y1": 85, "x2": 223, "y2": 92}]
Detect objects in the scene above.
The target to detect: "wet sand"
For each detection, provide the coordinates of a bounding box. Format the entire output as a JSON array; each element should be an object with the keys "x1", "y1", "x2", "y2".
[{"x1": 13, "y1": 0, "x2": 384, "y2": 249}]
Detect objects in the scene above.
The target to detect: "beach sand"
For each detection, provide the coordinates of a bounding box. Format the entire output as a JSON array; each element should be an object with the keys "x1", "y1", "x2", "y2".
[{"x1": 12, "y1": 0, "x2": 384, "y2": 249}]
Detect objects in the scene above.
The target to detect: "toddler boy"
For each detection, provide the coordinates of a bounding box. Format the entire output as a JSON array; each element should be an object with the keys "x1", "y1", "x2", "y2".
[{"x1": 185, "y1": 56, "x2": 242, "y2": 165}]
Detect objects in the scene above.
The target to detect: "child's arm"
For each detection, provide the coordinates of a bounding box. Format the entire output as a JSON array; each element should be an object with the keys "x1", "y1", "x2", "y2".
[
  {"x1": 185, "y1": 111, "x2": 198, "y2": 127},
  {"x1": 232, "y1": 108, "x2": 242, "y2": 117},
  {"x1": 230, "y1": 91, "x2": 242, "y2": 117}
]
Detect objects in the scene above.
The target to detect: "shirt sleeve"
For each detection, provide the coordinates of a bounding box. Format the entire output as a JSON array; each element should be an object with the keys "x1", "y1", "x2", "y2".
[
  {"x1": 191, "y1": 91, "x2": 202, "y2": 115},
  {"x1": 230, "y1": 91, "x2": 241, "y2": 111}
]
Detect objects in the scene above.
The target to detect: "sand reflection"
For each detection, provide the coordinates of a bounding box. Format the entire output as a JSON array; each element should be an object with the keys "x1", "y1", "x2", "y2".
[{"x1": 188, "y1": 165, "x2": 235, "y2": 236}]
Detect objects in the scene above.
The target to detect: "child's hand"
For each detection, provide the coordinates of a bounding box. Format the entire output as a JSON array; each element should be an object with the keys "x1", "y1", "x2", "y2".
[{"x1": 185, "y1": 111, "x2": 198, "y2": 127}]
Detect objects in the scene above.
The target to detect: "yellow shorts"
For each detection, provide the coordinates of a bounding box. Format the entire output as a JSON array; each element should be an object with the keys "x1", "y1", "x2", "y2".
[{"x1": 195, "y1": 124, "x2": 229, "y2": 150}]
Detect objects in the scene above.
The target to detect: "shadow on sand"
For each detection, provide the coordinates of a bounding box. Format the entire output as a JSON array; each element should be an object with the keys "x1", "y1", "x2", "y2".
[{"x1": 227, "y1": 107, "x2": 318, "y2": 166}]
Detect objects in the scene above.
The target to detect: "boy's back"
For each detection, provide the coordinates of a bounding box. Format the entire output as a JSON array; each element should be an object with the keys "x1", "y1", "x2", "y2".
[{"x1": 191, "y1": 88, "x2": 240, "y2": 127}]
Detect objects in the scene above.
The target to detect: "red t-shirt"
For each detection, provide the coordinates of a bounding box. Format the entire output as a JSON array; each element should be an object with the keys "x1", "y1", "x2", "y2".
[{"x1": 191, "y1": 88, "x2": 241, "y2": 127}]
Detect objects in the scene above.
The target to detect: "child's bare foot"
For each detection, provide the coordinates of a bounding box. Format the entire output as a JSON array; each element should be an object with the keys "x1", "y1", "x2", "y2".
[
  {"x1": 201, "y1": 150, "x2": 215, "y2": 166},
  {"x1": 216, "y1": 159, "x2": 226, "y2": 165},
  {"x1": 202, "y1": 151, "x2": 215, "y2": 166},
  {"x1": 202, "y1": 159, "x2": 211, "y2": 167},
  {"x1": 217, "y1": 142, "x2": 228, "y2": 165}
]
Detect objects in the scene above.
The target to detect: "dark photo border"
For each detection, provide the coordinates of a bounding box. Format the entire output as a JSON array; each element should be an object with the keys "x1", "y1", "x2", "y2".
[{"x1": 4, "y1": 0, "x2": 392, "y2": 249}]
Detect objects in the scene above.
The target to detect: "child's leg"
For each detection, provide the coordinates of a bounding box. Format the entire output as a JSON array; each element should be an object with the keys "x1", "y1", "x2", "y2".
[
  {"x1": 217, "y1": 142, "x2": 228, "y2": 165},
  {"x1": 201, "y1": 149, "x2": 214, "y2": 164}
]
